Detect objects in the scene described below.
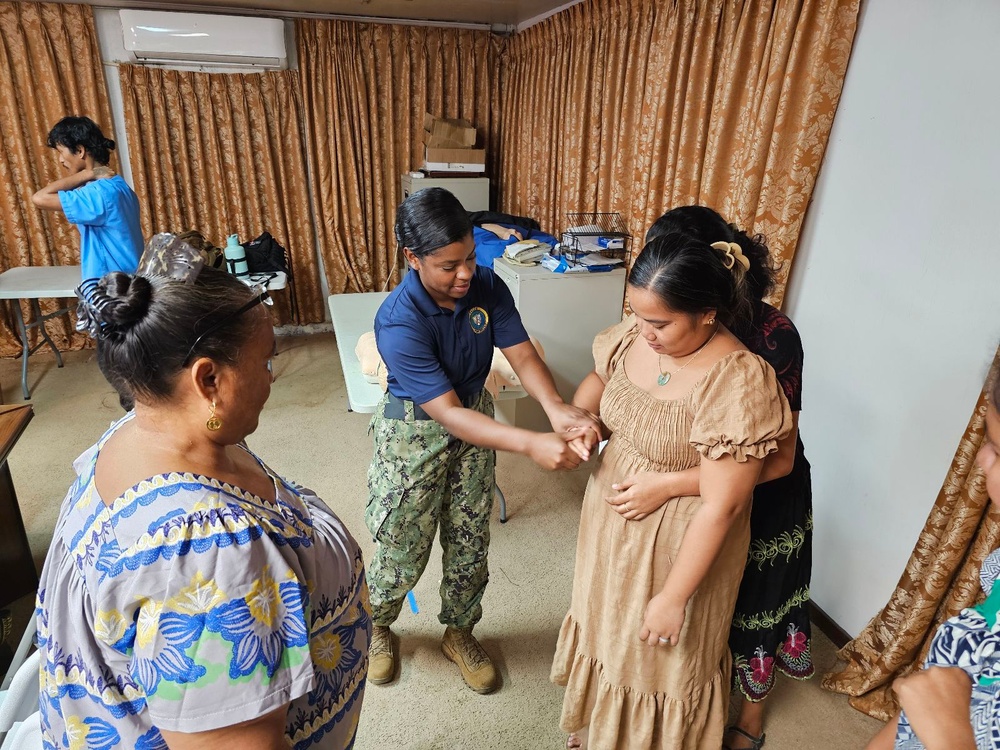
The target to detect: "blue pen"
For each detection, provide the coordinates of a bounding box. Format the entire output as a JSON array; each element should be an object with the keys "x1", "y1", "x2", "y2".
[{"x1": 407, "y1": 590, "x2": 419, "y2": 614}]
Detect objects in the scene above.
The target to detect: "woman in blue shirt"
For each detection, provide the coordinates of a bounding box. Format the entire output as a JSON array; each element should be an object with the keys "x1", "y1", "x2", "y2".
[
  {"x1": 367, "y1": 187, "x2": 600, "y2": 695},
  {"x1": 32, "y1": 116, "x2": 143, "y2": 281}
]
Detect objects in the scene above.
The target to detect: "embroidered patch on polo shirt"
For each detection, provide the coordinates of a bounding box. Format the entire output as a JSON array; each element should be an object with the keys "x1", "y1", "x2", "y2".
[{"x1": 469, "y1": 307, "x2": 489, "y2": 334}]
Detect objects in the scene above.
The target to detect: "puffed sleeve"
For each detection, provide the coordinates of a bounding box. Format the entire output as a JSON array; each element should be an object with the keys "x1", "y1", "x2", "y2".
[
  {"x1": 593, "y1": 315, "x2": 639, "y2": 382},
  {"x1": 95, "y1": 483, "x2": 314, "y2": 733},
  {"x1": 689, "y1": 350, "x2": 792, "y2": 462}
]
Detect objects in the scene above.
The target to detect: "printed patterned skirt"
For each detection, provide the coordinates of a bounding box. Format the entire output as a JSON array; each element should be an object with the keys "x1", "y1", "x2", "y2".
[{"x1": 730, "y1": 438, "x2": 814, "y2": 701}]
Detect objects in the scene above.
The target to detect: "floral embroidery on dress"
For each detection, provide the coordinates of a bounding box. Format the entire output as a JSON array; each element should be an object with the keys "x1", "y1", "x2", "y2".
[
  {"x1": 750, "y1": 647, "x2": 774, "y2": 685},
  {"x1": 784, "y1": 623, "x2": 808, "y2": 659},
  {"x1": 208, "y1": 570, "x2": 310, "y2": 680},
  {"x1": 733, "y1": 623, "x2": 815, "y2": 701}
]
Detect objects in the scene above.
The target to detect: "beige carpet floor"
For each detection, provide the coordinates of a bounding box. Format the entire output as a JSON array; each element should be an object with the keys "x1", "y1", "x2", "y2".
[{"x1": 0, "y1": 333, "x2": 883, "y2": 749}]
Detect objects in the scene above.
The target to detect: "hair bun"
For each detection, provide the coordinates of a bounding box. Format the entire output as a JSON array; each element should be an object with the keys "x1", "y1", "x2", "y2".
[
  {"x1": 94, "y1": 273, "x2": 151, "y2": 328},
  {"x1": 105, "y1": 138, "x2": 116, "y2": 151}
]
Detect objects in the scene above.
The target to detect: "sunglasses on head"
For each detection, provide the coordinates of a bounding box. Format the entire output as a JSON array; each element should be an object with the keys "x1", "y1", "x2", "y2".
[{"x1": 182, "y1": 290, "x2": 271, "y2": 367}]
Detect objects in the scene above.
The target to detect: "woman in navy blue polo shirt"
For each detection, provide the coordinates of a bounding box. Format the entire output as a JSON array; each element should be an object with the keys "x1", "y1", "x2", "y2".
[{"x1": 367, "y1": 187, "x2": 600, "y2": 695}]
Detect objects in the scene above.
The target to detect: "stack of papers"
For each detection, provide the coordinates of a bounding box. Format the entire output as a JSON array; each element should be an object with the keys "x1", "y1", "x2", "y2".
[
  {"x1": 574, "y1": 252, "x2": 624, "y2": 267},
  {"x1": 540, "y1": 253, "x2": 624, "y2": 274}
]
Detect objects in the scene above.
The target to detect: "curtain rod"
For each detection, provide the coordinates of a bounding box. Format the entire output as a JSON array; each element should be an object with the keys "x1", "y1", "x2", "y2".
[{"x1": 83, "y1": 0, "x2": 511, "y2": 32}]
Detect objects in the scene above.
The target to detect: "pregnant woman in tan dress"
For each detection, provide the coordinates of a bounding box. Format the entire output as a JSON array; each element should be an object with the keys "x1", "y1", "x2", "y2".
[{"x1": 552, "y1": 233, "x2": 792, "y2": 749}]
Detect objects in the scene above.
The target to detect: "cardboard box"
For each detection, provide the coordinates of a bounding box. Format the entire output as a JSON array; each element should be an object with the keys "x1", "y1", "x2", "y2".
[
  {"x1": 424, "y1": 113, "x2": 477, "y2": 148},
  {"x1": 425, "y1": 146, "x2": 486, "y2": 173}
]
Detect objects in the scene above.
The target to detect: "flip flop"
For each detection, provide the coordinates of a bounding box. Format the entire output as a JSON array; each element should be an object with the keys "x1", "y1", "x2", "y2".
[{"x1": 723, "y1": 725, "x2": 766, "y2": 750}]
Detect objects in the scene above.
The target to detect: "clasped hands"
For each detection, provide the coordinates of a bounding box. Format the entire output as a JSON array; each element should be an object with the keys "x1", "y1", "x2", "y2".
[
  {"x1": 540, "y1": 406, "x2": 682, "y2": 520},
  {"x1": 528, "y1": 402, "x2": 602, "y2": 471}
]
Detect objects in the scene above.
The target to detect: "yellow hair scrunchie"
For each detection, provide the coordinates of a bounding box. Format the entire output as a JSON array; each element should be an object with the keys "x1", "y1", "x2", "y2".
[{"x1": 710, "y1": 241, "x2": 750, "y2": 272}]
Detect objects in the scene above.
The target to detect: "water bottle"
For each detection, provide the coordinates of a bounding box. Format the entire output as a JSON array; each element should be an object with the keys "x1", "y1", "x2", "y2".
[{"x1": 224, "y1": 234, "x2": 249, "y2": 278}]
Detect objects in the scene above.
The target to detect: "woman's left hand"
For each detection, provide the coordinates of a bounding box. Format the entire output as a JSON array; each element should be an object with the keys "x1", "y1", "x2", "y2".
[
  {"x1": 606, "y1": 471, "x2": 673, "y2": 520},
  {"x1": 639, "y1": 591, "x2": 686, "y2": 647}
]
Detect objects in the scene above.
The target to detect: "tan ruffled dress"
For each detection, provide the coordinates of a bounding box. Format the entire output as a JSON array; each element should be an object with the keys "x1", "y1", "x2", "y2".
[{"x1": 551, "y1": 317, "x2": 792, "y2": 750}]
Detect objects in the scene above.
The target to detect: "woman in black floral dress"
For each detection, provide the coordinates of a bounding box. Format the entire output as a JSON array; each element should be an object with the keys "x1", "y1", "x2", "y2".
[
  {"x1": 606, "y1": 206, "x2": 812, "y2": 750},
  {"x1": 732, "y1": 298, "x2": 813, "y2": 720}
]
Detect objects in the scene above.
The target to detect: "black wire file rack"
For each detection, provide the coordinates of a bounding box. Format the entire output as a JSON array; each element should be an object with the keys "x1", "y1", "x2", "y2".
[{"x1": 561, "y1": 212, "x2": 633, "y2": 262}]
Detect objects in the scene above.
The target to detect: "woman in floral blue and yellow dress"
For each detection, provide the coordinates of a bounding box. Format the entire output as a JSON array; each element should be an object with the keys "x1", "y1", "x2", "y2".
[{"x1": 35, "y1": 238, "x2": 370, "y2": 749}]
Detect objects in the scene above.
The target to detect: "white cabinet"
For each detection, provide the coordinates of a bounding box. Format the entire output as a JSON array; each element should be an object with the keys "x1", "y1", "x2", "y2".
[
  {"x1": 400, "y1": 175, "x2": 490, "y2": 212},
  {"x1": 492, "y1": 256, "x2": 627, "y2": 431}
]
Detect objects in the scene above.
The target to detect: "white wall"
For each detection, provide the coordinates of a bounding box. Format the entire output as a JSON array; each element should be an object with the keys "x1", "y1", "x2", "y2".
[{"x1": 784, "y1": 0, "x2": 1000, "y2": 636}]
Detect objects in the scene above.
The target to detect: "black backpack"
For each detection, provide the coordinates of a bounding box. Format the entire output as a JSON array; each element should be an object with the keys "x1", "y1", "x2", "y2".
[
  {"x1": 245, "y1": 232, "x2": 291, "y2": 277},
  {"x1": 244, "y1": 232, "x2": 297, "y2": 320}
]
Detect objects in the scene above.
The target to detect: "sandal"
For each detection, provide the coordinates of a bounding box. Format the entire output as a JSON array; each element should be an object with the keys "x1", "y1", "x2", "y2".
[{"x1": 722, "y1": 725, "x2": 766, "y2": 750}]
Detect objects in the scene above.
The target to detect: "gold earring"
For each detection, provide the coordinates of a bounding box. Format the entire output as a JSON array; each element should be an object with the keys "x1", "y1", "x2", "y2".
[
  {"x1": 206, "y1": 400, "x2": 222, "y2": 431},
  {"x1": 707, "y1": 318, "x2": 716, "y2": 325}
]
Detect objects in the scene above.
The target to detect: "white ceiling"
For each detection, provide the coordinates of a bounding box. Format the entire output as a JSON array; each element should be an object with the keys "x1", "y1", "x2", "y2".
[{"x1": 78, "y1": 0, "x2": 575, "y2": 26}]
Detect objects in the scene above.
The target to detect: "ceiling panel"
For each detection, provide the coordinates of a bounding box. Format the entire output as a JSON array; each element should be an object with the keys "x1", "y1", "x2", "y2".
[{"x1": 75, "y1": 0, "x2": 574, "y2": 25}]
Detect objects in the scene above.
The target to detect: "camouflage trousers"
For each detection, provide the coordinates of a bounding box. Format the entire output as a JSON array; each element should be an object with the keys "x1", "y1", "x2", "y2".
[{"x1": 366, "y1": 390, "x2": 495, "y2": 629}]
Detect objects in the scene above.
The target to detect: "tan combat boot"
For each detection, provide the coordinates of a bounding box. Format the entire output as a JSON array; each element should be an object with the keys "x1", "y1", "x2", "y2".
[
  {"x1": 441, "y1": 626, "x2": 498, "y2": 694},
  {"x1": 369, "y1": 625, "x2": 396, "y2": 685}
]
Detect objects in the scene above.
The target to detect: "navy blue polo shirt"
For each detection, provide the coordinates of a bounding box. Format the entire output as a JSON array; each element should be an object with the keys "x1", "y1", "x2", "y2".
[{"x1": 374, "y1": 266, "x2": 530, "y2": 405}]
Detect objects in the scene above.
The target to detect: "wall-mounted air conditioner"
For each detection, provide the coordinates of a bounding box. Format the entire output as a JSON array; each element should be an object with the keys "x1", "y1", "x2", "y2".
[{"x1": 120, "y1": 10, "x2": 287, "y2": 69}]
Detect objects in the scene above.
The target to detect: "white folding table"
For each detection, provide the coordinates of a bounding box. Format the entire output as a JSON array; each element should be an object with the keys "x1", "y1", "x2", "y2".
[
  {"x1": 0, "y1": 267, "x2": 290, "y2": 401},
  {"x1": 328, "y1": 291, "x2": 523, "y2": 522},
  {"x1": 328, "y1": 291, "x2": 390, "y2": 413},
  {"x1": 0, "y1": 266, "x2": 82, "y2": 400}
]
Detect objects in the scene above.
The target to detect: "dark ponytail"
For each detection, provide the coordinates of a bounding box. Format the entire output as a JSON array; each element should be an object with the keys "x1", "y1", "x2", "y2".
[
  {"x1": 394, "y1": 187, "x2": 473, "y2": 258},
  {"x1": 46, "y1": 116, "x2": 115, "y2": 166},
  {"x1": 646, "y1": 205, "x2": 779, "y2": 304}
]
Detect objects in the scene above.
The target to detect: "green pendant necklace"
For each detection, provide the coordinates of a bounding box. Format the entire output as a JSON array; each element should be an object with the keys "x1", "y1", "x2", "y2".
[{"x1": 657, "y1": 327, "x2": 718, "y2": 386}]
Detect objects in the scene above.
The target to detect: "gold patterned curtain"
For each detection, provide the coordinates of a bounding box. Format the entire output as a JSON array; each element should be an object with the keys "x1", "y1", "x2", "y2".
[
  {"x1": 823, "y1": 348, "x2": 1000, "y2": 720},
  {"x1": 118, "y1": 65, "x2": 322, "y2": 325},
  {"x1": 0, "y1": 2, "x2": 114, "y2": 354},
  {"x1": 296, "y1": 19, "x2": 499, "y2": 294},
  {"x1": 497, "y1": 0, "x2": 860, "y2": 304}
]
